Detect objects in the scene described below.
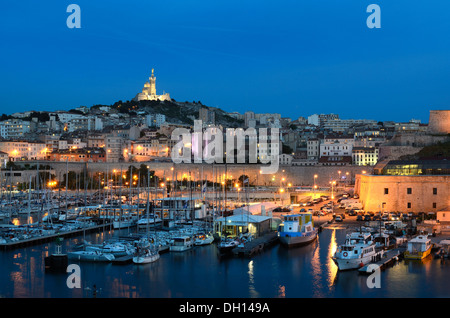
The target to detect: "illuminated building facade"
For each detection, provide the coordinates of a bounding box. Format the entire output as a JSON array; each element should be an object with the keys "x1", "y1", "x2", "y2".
[
  {"x1": 355, "y1": 160, "x2": 450, "y2": 213},
  {"x1": 133, "y1": 69, "x2": 171, "y2": 102}
]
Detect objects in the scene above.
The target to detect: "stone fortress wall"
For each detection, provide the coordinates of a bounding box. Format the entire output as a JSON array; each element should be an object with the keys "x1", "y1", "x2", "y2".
[
  {"x1": 427, "y1": 110, "x2": 450, "y2": 135},
  {"x1": 18, "y1": 161, "x2": 369, "y2": 188}
]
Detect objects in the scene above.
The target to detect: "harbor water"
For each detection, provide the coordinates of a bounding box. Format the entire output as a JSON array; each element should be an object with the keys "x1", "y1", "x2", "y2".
[{"x1": 1, "y1": 225, "x2": 450, "y2": 298}]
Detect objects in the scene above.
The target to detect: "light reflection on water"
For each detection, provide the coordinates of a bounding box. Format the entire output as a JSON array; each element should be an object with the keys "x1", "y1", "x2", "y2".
[{"x1": 1, "y1": 227, "x2": 450, "y2": 298}]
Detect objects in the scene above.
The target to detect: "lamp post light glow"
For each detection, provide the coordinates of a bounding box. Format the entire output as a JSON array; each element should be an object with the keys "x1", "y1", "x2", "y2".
[{"x1": 313, "y1": 174, "x2": 318, "y2": 199}]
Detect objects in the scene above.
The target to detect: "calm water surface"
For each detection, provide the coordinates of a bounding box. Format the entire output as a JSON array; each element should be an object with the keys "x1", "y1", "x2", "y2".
[{"x1": 1, "y1": 226, "x2": 449, "y2": 298}]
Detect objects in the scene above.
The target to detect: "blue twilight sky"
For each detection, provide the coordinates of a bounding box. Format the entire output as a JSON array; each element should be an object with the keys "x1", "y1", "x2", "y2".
[{"x1": 1, "y1": 0, "x2": 450, "y2": 123}]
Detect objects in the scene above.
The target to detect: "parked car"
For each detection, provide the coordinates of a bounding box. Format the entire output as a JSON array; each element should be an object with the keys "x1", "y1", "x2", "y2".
[
  {"x1": 356, "y1": 215, "x2": 364, "y2": 221},
  {"x1": 335, "y1": 215, "x2": 343, "y2": 222},
  {"x1": 364, "y1": 215, "x2": 372, "y2": 221}
]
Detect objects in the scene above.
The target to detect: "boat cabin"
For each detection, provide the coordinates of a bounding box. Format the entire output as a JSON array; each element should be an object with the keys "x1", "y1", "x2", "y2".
[
  {"x1": 278, "y1": 213, "x2": 314, "y2": 234},
  {"x1": 407, "y1": 235, "x2": 432, "y2": 253}
]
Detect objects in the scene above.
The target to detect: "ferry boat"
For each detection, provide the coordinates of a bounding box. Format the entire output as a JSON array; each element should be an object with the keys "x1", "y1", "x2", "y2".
[
  {"x1": 169, "y1": 235, "x2": 194, "y2": 252},
  {"x1": 404, "y1": 235, "x2": 432, "y2": 260},
  {"x1": 278, "y1": 213, "x2": 318, "y2": 247},
  {"x1": 332, "y1": 231, "x2": 381, "y2": 271}
]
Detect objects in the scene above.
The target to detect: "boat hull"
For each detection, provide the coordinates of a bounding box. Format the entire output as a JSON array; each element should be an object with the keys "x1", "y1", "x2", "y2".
[
  {"x1": 170, "y1": 245, "x2": 193, "y2": 252},
  {"x1": 113, "y1": 221, "x2": 136, "y2": 229},
  {"x1": 279, "y1": 230, "x2": 318, "y2": 248},
  {"x1": 404, "y1": 247, "x2": 432, "y2": 260},
  {"x1": 67, "y1": 251, "x2": 115, "y2": 262},
  {"x1": 133, "y1": 253, "x2": 160, "y2": 264},
  {"x1": 332, "y1": 254, "x2": 375, "y2": 271}
]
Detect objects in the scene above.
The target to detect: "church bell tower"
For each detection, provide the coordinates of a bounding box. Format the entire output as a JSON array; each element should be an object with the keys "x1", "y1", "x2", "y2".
[{"x1": 149, "y1": 68, "x2": 156, "y2": 96}]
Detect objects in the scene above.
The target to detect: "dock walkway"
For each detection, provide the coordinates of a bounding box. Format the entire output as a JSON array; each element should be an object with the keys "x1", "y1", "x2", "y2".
[
  {"x1": 358, "y1": 247, "x2": 406, "y2": 274},
  {"x1": 231, "y1": 231, "x2": 278, "y2": 257},
  {"x1": 0, "y1": 223, "x2": 109, "y2": 251}
]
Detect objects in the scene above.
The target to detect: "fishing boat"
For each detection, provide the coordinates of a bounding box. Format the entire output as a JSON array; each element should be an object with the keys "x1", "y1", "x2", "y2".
[
  {"x1": 170, "y1": 235, "x2": 194, "y2": 252},
  {"x1": 67, "y1": 250, "x2": 115, "y2": 262},
  {"x1": 194, "y1": 233, "x2": 214, "y2": 246},
  {"x1": 332, "y1": 231, "x2": 382, "y2": 271},
  {"x1": 278, "y1": 213, "x2": 318, "y2": 247},
  {"x1": 404, "y1": 235, "x2": 433, "y2": 260}
]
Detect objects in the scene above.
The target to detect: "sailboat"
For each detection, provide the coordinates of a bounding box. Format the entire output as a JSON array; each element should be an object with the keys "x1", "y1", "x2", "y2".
[
  {"x1": 133, "y1": 240, "x2": 160, "y2": 264},
  {"x1": 133, "y1": 171, "x2": 160, "y2": 264}
]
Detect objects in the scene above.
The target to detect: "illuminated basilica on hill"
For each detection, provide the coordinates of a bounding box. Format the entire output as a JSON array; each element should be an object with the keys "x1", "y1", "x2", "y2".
[{"x1": 133, "y1": 69, "x2": 171, "y2": 102}]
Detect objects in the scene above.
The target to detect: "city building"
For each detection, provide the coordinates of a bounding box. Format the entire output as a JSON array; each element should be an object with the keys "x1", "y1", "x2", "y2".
[
  {"x1": 48, "y1": 147, "x2": 106, "y2": 162},
  {"x1": 0, "y1": 141, "x2": 47, "y2": 161},
  {"x1": 352, "y1": 147, "x2": 379, "y2": 166},
  {"x1": 0, "y1": 119, "x2": 33, "y2": 139}
]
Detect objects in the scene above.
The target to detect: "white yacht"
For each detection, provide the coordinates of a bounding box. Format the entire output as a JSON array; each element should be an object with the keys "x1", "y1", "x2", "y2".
[
  {"x1": 332, "y1": 231, "x2": 382, "y2": 271},
  {"x1": 170, "y1": 235, "x2": 194, "y2": 252}
]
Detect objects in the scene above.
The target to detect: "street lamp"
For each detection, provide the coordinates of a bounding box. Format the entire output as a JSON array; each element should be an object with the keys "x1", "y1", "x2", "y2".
[
  {"x1": 330, "y1": 180, "x2": 336, "y2": 200},
  {"x1": 313, "y1": 174, "x2": 318, "y2": 199}
]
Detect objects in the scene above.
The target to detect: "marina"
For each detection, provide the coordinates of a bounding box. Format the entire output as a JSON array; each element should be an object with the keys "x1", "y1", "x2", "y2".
[{"x1": 0, "y1": 182, "x2": 449, "y2": 299}]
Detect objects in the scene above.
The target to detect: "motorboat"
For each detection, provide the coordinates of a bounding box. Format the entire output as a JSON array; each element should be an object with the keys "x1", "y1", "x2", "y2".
[
  {"x1": 194, "y1": 233, "x2": 214, "y2": 246},
  {"x1": 217, "y1": 236, "x2": 239, "y2": 254},
  {"x1": 278, "y1": 213, "x2": 318, "y2": 247},
  {"x1": 137, "y1": 216, "x2": 162, "y2": 230},
  {"x1": 85, "y1": 241, "x2": 135, "y2": 257},
  {"x1": 113, "y1": 214, "x2": 138, "y2": 229},
  {"x1": 67, "y1": 250, "x2": 115, "y2": 262},
  {"x1": 332, "y1": 231, "x2": 382, "y2": 271},
  {"x1": 435, "y1": 239, "x2": 450, "y2": 259},
  {"x1": 404, "y1": 235, "x2": 433, "y2": 260},
  {"x1": 170, "y1": 235, "x2": 194, "y2": 252}
]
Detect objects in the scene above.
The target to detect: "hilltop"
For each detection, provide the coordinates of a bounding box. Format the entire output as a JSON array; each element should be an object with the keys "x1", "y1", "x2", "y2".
[{"x1": 92, "y1": 99, "x2": 244, "y2": 128}]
